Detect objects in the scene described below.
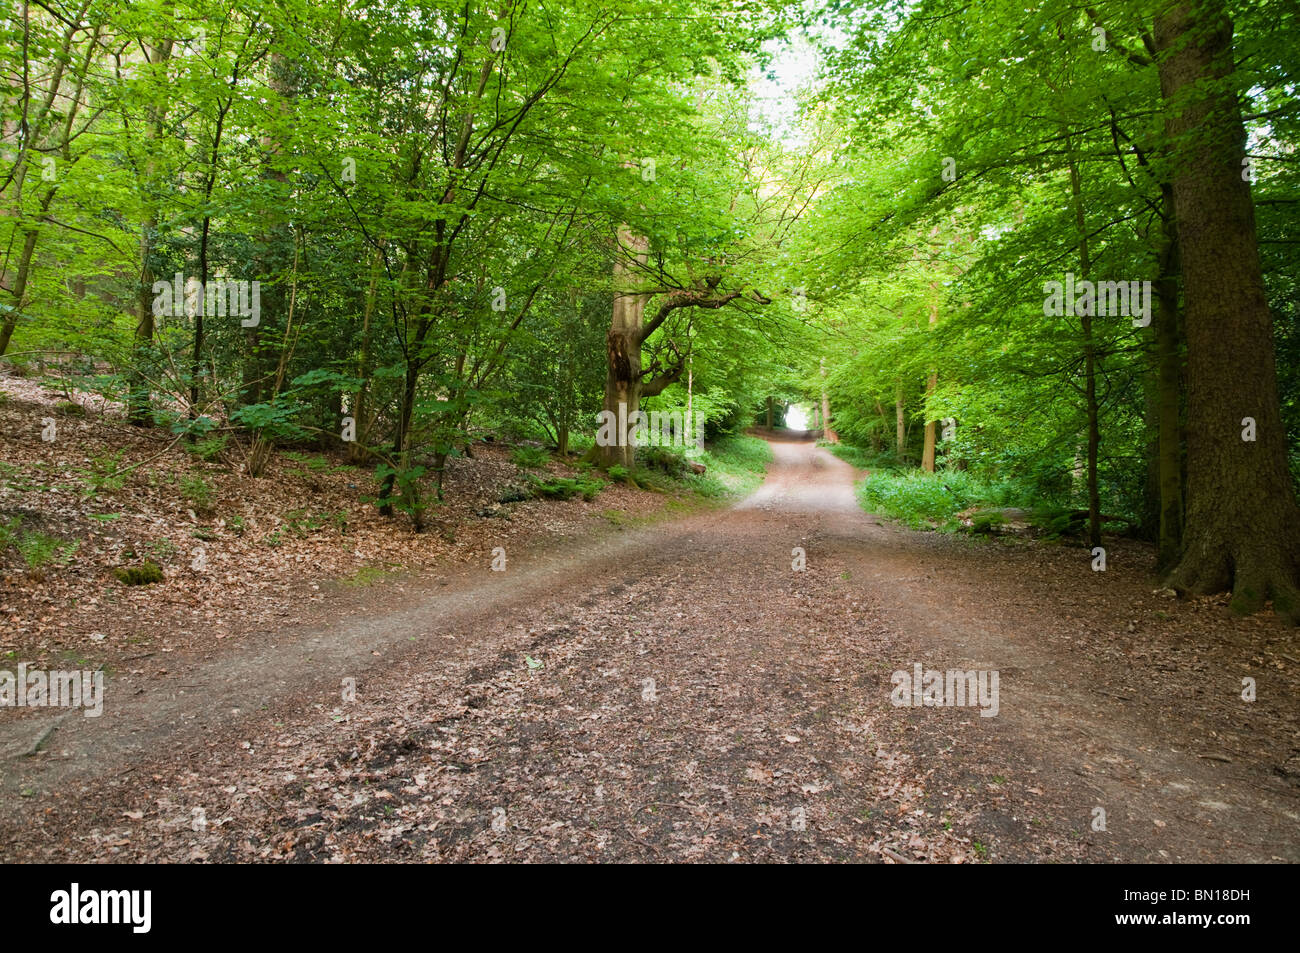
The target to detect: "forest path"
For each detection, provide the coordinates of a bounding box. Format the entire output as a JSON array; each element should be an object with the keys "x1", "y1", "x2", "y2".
[{"x1": 2, "y1": 435, "x2": 1295, "y2": 861}]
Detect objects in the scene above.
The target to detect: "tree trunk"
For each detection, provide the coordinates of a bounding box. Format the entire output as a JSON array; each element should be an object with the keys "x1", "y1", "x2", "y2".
[
  {"x1": 0, "y1": 188, "x2": 55, "y2": 355},
  {"x1": 1155, "y1": 0, "x2": 1300, "y2": 619},
  {"x1": 1153, "y1": 185, "x2": 1185, "y2": 571},
  {"x1": 819, "y1": 358, "x2": 837, "y2": 442},
  {"x1": 191, "y1": 97, "x2": 231, "y2": 421},
  {"x1": 348, "y1": 245, "x2": 383, "y2": 463},
  {"x1": 921, "y1": 298, "x2": 939, "y2": 471},
  {"x1": 1066, "y1": 138, "x2": 1102, "y2": 548},
  {"x1": 597, "y1": 227, "x2": 649, "y2": 469},
  {"x1": 127, "y1": 32, "x2": 176, "y2": 426},
  {"x1": 895, "y1": 380, "x2": 906, "y2": 460},
  {"x1": 379, "y1": 363, "x2": 420, "y2": 515}
]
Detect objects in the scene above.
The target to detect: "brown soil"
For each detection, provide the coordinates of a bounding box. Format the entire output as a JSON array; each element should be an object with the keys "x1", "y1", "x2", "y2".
[{"x1": 1, "y1": 429, "x2": 1296, "y2": 862}]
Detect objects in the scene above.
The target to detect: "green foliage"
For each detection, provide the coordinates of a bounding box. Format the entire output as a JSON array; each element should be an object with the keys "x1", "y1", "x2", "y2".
[
  {"x1": 640, "y1": 446, "x2": 689, "y2": 477},
  {"x1": 77, "y1": 450, "x2": 128, "y2": 497},
  {"x1": 511, "y1": 446, "x2": 551, "y2": 469},
  {"x1": 179, "y1": 474, "x2": 216, "y2": 515},
  {"x1": 823, "y1": 442, "x2": 901, "y2": 472},
  {"x1": 3, "y1": 0, "x2": 1292, "y2": 568},
  {"x1": 969, "y1": 513, "x2": 1006, "y2": 535},
  {"x1": 1, "y1": 520, "x2": 80, "y2": 576},
  {"x1": 855, "y1": 470, "x2": 1028, "y2": 531},
  {"x1": 283, "y1": 452, "x2": 331, "y2": 471},
  {"x1": 144, "y1": 539, "x2": 178, "y2": 561},
  {"x1": 17, "y1": 532, "x2": 79, "y2": 571},
  {"x1": 528, "y1": 474, "x2": 605, "y2": 502},
  {"x1": 707, "y1": 434, "x2": 774, "y2": 475},
  {"x1": 185, "y1": 434, "x2": 229, "y2": 463},
  {"x1": 0, "y1": 516, "x2": 21, "y2": 550},
  {"x1": 284, "y1": 508, "x2": 348, "y2": 537}
]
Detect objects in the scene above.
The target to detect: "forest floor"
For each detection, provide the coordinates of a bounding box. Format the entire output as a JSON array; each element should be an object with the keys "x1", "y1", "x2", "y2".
[{"x1": 1, "y1": 382, "x2": 1298, "y2": 862}]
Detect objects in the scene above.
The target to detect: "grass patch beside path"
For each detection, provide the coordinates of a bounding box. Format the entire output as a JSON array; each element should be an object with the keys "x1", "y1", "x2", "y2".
[{"x1": 685, "y1": 434, "x2": 773, "y2": 498}]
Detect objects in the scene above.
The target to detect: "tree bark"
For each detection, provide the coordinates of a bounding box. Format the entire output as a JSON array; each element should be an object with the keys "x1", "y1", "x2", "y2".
[
  {"x1": 128, "y1": 31, "x2": 176, "y2": 426},
  {"x1": 1065, "y1": 137, "x2": 1103, "y2": 548},
  {"x1": 921, "y1": 297, "x2": 939, "y2": 471},
  {"x1": 595, "y1": 227, "x2": 751, "y2": 467},
  {"x1": 598, "y1": 227, "x2": 650, "y2": 469},
  {"x1": 1153, "y1": 185, "x2": 1185, "y2": 571},
  {"x1": 819, "y1": 357, "x2": 837, "y2": 442},
  {"x1": 1155, "y1": 0, "x2": 1300, "y2": 619},
  {"x1": 895, "y1": 380, "x2": 906, "y2": 460}
]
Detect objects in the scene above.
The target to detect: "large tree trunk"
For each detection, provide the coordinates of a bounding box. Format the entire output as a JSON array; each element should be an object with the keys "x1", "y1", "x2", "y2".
[
  {"x1": 1155, "y1": 0, "x2": 1300, "y2": 620},
  {"x1": 596, "y1": 229, "x2": 758, "y2": 467},
  {"x1": 598, "y1": 227, "x2": 649, "y2": 469},
  {"x1": 242, "y1": 51, "x2": 294, "y2": 412}
]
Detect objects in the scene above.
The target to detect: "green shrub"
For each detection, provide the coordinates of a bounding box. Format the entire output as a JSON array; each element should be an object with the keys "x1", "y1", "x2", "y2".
[
  {"x1": 970, "y1": 512, "x2": 1006, "y2": 534},
  {"x1": 706, "y1": 434, "x2": 773, "y2": 475},
  {"x1": 856, "y1": 469, "x2": 1025, "y2": 529}
]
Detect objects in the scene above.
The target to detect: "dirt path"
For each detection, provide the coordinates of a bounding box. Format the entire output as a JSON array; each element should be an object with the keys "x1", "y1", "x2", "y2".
[{"x1": 3, "y1": 436, "x2": 1296, "y2": 862}]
